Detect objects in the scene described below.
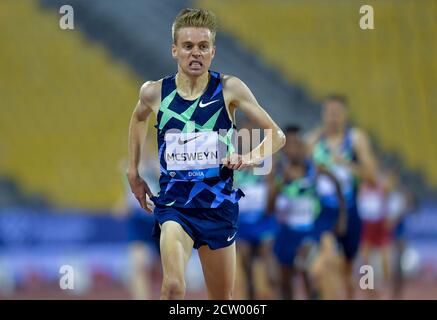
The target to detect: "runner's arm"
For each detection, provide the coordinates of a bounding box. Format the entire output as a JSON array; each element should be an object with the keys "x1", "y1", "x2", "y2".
[
  {"x1": 317, "y1": 165, "x2": 348, "y2": 236},
  {"x1": 266, "y1": 155, "x2": 282, "y2": 214},
  {"x1": 127, "y1": 81, "x2": 160, "y2": 212},
  {"x1": 222, "y1": 76, "x2": 286, "y2": 169}
]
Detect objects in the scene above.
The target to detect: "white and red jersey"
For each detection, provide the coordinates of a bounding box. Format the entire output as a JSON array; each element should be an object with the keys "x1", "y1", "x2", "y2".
[{"x1": 358, "y1": 182, "x2": 387, "y2": 222}]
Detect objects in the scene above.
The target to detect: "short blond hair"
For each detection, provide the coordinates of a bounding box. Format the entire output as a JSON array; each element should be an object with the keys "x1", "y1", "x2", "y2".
[{"x1": 172, "y1": 8, "x2": 218, "y2": 44}]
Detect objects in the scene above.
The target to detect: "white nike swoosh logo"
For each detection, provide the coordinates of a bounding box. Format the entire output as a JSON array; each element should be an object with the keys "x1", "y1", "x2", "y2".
[
  {"x1": 199, "y1": 99, "x2": 219, "y2": 108},
  {"x1": 227, "y1": 232, "x2": 237, "y2": 242}
]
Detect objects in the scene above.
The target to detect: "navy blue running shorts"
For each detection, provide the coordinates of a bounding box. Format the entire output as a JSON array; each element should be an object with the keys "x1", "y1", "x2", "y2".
[{"x1": 152, "y1": 202, "x2": 239, "y2": 250}]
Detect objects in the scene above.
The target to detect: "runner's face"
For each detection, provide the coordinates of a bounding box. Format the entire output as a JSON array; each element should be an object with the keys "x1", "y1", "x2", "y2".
[
  {"x1": 285, "y1": 133, "x2": 304, "y2": 161},
  {"x1": 322, "y1": 100, "x2": 347, "y2": 131},
  {"x1": 172, "y1": 27, "x2": 215, "y2": 77},
  {"x1": 385, "y1": 171, "x2": 399, "y2": 190}
]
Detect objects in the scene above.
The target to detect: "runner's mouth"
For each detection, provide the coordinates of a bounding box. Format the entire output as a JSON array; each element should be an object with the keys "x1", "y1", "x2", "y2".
[{"x1": 189, "y1": 61, "x2": 203, "y2": 67}]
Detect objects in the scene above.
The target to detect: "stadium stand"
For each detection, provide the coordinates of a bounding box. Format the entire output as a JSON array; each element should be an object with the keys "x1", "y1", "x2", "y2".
[{"x1": 1, "y1": 0, "x2": 145, "y2": 208}]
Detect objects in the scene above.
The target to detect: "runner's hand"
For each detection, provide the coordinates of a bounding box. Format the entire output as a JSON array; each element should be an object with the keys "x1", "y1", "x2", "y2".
[
  {"x1": 127, "y1": 174, "x2": 155, "y2": 213},
  {"x1": 221, "y1": 153, "x2": 258, "y2": 170}
]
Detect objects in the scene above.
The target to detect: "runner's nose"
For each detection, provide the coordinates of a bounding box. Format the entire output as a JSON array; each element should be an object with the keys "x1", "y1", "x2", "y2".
[{"x1": 192, "y1": 46, "x2": 201, "y2": 58}]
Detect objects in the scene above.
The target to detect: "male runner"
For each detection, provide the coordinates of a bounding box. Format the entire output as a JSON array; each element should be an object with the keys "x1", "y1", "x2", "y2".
[
  {"x1": 269, "y1": 125, "x2": 346, "y2": 299},
  {"x1": 358, "y1": 167, "x2": 392, "y2": 299},
  {"x1": 306, "y1": 95, "x2": 377, "y2": 299},
  {"x1": 127, "y1": 8, "x2": 285, "y2": 300}
]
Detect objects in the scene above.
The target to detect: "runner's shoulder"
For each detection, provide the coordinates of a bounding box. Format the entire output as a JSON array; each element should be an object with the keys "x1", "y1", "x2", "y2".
[
  {"x1": 139, "y1": 79, "x2": 163, "y2": 110},
  {"x1": 305, "y1": 126, "x2": 323, "y2": 148},
  {"x1": 350, "y1": 127, "x2": 369, "y2": 145},
  {"x1": 221, "y1": 74, "x2": 247, "y2": 92}
]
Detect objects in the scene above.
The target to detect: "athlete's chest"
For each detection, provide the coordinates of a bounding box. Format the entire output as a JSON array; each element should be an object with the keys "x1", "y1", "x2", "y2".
[
  {"x1": 284, "y1": 165, "x2": 306, "y2": 182},
  {"x1": 157, "y1": 75, "x2": 231, "y2": 132},
  {"x1": 325, "y1": 137, "x2": 343, "y2": 153},
  {"x1": 315, "y1": 135, "x2": 355, "y2": 162},
  {"x1": 158, "y1": 98, "x2": 228, "y2": 132},
  {"x1": 282, "y1": 174, "x2": 315, "y2": 197}
]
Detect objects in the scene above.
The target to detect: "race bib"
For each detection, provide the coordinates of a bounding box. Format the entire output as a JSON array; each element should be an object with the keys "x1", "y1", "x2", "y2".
[
  {"x1": 386, "y1": 192, "x2": 407, "y2": 219},
  {"x1": 164, "y1": 131, "x2": 220, "y2": 171},
  {"x1": 316, "y1": 165, "x2": 353, "y2": 196},
  {"x1": 316, "y1": 175, "x2": 336, "y2": 195},
  {"x1": 358, "y1": 191, "x2": 385, "y2": 221},
  {"x1": 333, "y1": 165, "x2": 353, "y2": 188},
  {"x1": 277, "y1": 196, "x2": 316, "y2": 230},
  {"x1": 239, "y1": 184, "x2": 267, "y2": 212}
]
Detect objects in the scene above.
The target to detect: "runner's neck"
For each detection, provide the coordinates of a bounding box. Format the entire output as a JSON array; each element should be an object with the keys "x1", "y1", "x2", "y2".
[
  {"x1": 175, "y1": 70, "x2": 210, "y2": 100},
  {"x1": 324, "y1": 125, "x2": 345, "y2": 138}
]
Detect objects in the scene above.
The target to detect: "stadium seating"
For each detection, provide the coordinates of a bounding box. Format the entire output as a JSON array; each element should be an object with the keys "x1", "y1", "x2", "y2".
[{"x1": 0, "y1": 0, "x2": 153, "y2": 208}]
